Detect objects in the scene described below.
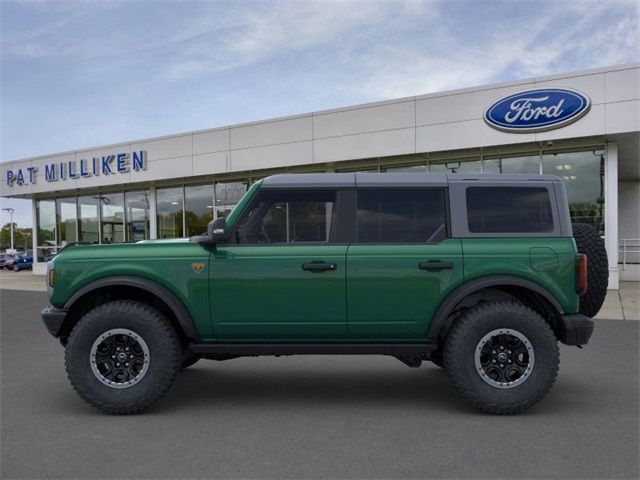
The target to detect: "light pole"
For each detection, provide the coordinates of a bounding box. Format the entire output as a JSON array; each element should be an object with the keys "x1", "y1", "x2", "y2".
[{"x1": 2, "y1": 207, "x2": 15, "y2": 251}]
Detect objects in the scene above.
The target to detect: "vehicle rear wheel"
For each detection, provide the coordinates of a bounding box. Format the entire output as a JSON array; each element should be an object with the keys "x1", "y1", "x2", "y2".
[
  {"x1": 65, "y1": 300, "x2": 182, "y2": 414},
  {"x1": 13, "y1": 264, "x2": 19, "y2": 272},
  {"x1": 430, "y1": 350, "x2": 444, "y2": 368},
  {"x1": 443, "y1": 301, "x2": 559, "y2": 414},
  {"x1": 572, "y1": 222, "x2": 608, "y2": 317}
]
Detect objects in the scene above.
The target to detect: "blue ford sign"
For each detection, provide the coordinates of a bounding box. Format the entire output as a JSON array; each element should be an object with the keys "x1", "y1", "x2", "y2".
[{"x1": 484, "y1": 88, "x2": 591, "y2": 133}]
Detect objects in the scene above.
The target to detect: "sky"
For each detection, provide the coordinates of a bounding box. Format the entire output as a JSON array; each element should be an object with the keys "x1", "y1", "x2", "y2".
[{"x1": 1, "y1": 0, "x2": 639, "y2": 227}]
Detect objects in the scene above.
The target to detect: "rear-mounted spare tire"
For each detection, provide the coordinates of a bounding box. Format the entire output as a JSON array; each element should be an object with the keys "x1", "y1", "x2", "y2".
[{"x1": 572, "y1": 223, "x2": 608, "y2": 317}]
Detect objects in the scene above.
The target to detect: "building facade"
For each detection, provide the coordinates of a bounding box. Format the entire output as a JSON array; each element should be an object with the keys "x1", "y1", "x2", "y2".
[{"x1": 1, "y1": 64, "x2": 638, "y2": 287}]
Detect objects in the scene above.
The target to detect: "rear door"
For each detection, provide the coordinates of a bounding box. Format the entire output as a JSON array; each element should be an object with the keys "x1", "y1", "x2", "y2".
[
  {"x1": 210, "y1": 188, "x2": 348, "y2": 340},
  {"x1": 346, "y1": 188, "x2": 463, "y2": 340}
]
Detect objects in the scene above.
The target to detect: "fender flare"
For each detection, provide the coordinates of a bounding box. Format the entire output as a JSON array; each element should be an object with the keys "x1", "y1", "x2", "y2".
[
  {"x1": 64, "y1": 275, "x2": 200, "y2": 340},
  {"x1": 426, "y1": 275, "x2": 564, "y2": 343}
]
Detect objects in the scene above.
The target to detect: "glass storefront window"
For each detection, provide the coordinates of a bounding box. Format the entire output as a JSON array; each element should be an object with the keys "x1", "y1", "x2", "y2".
[
  {"x1": 430, "y1": 160, "x2": 482, "y2": 173},
  {"x1": 385, "y1": 165, "x2": 428, "y2": 172},
  {"x1": 78, "y1": 195, "x2": 100, "y2": 243},
  {"x1": 185, "y1": 184, "x2": 214, "y2": 236},
  {"x1": 483, "y1": 155, "x2": 541, "y2": 174},
  {"x1": 543, "y1": 150, "x2": 604, "y2": 233},
  {"x1": 100, "y1": 193, "x2": 124, "y2": 243},
  {"x1": 214, "y1": 181, "x2": 248, "y2": 218},
  {"x1": 335, "y1": 167, "x2": 379, "y2": 173},
  {"x1": 157, "y1": 187, "x2": 184, "y2": 238},
  {"x1": 125, "y1": 191, "x2": 150, "y2": 242},
  {"x1": 56, "y1": 197, "x2": 77, "y2": 246},
  {"x1": 36, "y1": 200, "x2": 56, "y2": 252}
]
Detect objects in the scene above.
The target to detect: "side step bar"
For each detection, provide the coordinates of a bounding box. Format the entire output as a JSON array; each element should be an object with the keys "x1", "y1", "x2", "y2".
[{"x1": 189, "y1": 343, "x2": 437, "y2": 357}]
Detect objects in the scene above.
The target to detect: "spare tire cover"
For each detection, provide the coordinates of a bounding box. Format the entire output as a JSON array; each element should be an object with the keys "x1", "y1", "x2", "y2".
[{"x1": 572, "y1": 223, "x2": 609, "y2": 317}]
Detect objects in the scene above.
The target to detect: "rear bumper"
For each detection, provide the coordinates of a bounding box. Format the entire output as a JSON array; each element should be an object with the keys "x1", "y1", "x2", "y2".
[
  {"x1": 41, "y1": 306, "x2": 68, "y2": 338},
  {"x1": 557, "y1": 314, "x2": 594, "y2": 346}
]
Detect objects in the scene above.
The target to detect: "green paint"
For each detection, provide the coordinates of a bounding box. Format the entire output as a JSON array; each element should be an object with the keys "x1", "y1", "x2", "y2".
[{"x1": 48, "y1": 183, "x2": 581, "y2": 343}]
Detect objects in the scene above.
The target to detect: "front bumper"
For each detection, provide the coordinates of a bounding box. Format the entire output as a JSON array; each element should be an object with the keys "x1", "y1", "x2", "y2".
[
  {"x1": 557, "y1": 314, "x2": 594, "y2": 346},
  {"x1": 41, "y1": 306, "x2": 68, "y2": 338}
]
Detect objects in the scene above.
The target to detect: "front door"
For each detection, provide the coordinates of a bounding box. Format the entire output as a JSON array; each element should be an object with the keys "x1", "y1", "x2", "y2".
[
  {"x1": 346, "y1": 188, "x2": 463, "y2": 340},
  {"x1": 210, "y1": 188, "x2": 347, "y2": 340}
]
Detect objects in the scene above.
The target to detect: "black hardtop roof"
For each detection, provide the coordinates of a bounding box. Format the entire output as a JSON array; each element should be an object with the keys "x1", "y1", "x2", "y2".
[{"x1": 261, "y1": 172, "x2": 562, "y2": 188}]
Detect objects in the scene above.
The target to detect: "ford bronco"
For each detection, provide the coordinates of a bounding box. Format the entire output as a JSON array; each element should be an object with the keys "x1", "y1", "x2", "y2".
[{"x1": 41, "y1": 173, "x2": 608, "y2": 414}]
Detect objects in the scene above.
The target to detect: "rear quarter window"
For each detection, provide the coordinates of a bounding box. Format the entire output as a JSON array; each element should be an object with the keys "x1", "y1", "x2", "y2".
[{"x1": 466, "y1": 186, "x2": 554, "y2": 233}]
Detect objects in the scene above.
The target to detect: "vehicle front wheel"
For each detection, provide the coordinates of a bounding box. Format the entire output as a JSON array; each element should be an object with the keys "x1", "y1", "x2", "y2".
[
  {"x1": 13, "y1": 264, "x2": 19, "y2": 272},
  {"x1": 443, "y1": 301, "x2": 559, "y2": 414},
  {"x1": 65, "y1": 300, "x2": 182, "y2": 414},
  {"x1": 181, "y1": 350, "x2": 201, "y2": 370}
]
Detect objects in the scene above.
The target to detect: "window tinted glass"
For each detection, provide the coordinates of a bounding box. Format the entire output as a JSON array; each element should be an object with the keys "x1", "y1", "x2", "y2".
[
  {"x1": 36, "y1": 199, "x2": 57, "y2": 246},
  {"x1": 185, "y1": 184, "x2": 214, "y2": 237},
  {"x1": 156, "y1": 187, "x2": 184, "y2": 239},
  {"x1": 466, "y1": 187, "x2": 553, "y2": 233},
  {"x1": 57, "y1": 197, "x2": 77, "y2": 246},
  {"x1": 101, "y1": 193, "x2": 124, "y2": 243},
  {"x1": 237, "y1": 190, "x2": 336, "y2": 244},
  {"x1": 125, "y1": 191, "x2": 150, "y2": 242},
  {"x1": 356, "y1": 189, "x2": 446, "y2": 243},
  {"x1": 78, "y1": 196, "x2": 99, "y2": 243}
]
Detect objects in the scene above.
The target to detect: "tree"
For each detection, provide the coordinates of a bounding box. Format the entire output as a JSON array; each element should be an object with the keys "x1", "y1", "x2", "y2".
[{"x1": 0, "y1": 223, "x2": 32, "y2": 250}]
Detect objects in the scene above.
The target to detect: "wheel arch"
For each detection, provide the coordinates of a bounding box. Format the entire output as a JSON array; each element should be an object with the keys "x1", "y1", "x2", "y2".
[
  {"x1": 426, "y1": 275, "x2": 565, "y2": 344},
  {"x1": 60, "y1": 276, "x2": 199, "y2": 344}
]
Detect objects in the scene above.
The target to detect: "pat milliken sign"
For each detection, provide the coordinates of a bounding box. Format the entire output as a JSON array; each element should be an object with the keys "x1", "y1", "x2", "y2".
[
  {"x1": 484, "y1": 88, "x2": 591, "y2": 133},
  {"x1": 5, "y1": 151, "x2": 147, "y2": 187}
]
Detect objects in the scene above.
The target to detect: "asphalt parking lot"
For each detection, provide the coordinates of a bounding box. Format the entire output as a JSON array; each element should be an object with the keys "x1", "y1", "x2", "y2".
[{"x1": 1, "y1": 289, "x2": 638, "y2": 479}]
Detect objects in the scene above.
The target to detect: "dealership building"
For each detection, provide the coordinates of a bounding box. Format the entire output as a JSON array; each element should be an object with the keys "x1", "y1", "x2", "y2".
[{"x1": 1, "y1": 63, "x2": 638, "y2": 287}]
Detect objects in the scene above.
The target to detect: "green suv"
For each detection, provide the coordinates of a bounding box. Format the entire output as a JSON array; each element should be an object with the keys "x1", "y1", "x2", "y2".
[{"x1": 41, "y1": 173, "x2": 608, "y2": 414}]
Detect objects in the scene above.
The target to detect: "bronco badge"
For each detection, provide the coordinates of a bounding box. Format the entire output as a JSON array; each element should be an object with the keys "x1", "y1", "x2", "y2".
[{"x1": 191, "y1": 262, "x2": 205, "y2": 273}]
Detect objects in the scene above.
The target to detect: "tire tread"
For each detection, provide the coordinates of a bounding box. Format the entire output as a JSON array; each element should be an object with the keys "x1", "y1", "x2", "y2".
[
  {"x1": 65, "y1": 300, "x2": 181, "y2": 414},
  {"x1": 572, "y1": 222, "x2": 608, "y2": 317},
  {"x1": 444, "y1": 301, "x2": 559, "y2": 414}
]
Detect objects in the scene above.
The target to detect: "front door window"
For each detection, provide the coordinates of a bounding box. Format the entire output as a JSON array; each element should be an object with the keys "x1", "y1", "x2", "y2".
[{"x1": 236, "y1": 190, "x2": 336, "y2": 244}]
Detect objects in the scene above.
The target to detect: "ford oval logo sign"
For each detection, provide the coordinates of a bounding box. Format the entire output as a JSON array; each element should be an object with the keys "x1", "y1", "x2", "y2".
[{"x1": 484, "y1": 88, "x2": 591, "y2": 133}]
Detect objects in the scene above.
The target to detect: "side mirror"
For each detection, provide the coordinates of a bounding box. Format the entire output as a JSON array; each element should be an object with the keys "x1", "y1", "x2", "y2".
[
  {"x1": 193, "y1": 217, "x2": 230, "y2": 246},
  {"x1": 207, "y1": 217, "x2": 229, "y2": 244}
]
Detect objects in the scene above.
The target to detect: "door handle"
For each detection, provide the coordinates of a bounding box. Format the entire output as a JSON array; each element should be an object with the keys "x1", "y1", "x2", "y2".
[
  {"x1": 302, "y1": 263, "x2": 337, "y2": 272},
  {"x1": 418, "y1": 261, "x2": 453, "y2": 271}
]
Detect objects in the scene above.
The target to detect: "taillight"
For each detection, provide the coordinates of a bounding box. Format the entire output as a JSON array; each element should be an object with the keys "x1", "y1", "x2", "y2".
[{"x1": 576, "y1": 254, "x2": 588, "y2": 295}]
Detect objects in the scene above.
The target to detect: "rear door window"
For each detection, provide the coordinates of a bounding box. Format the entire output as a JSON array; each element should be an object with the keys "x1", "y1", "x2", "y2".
[
  {"x1": 356, "y1": 189, "x2": 446, "y2": 243},
  {"x1": 466, "y1": 186, "x2": 554, "y2": 233}
]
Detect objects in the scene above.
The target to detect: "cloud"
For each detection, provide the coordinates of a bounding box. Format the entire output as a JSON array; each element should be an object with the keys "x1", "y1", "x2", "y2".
[
  {"x1": 1, "y1": 0, "x2": 638, "y2": 167},
  {"x1": 162, "y1": 1, "x2": 406, "y2": 80},
  {"x1": 349, "y1": 0, "x2": 640, "y2": 99},
  {"x1": 1, "y1": 0, "x2": 126, "y2": 58},
  {"x1": 3, "y1": 0, "x2": 637, "y2": 91}
]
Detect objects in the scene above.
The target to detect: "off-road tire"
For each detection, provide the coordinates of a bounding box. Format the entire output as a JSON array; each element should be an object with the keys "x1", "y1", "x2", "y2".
[
  {"x1": 430, "y1": 350, "x2": 444, "y2": 368},
  {"x1": 181, "y1": 350, "x2": 201, "y2": 370},
  {"x1": 444, "y1": 301, "x2": 559, "y2": 414},
  {"x1": 65, "y1": 300, "x2": 182, "y2": 414},
  {"x1": 572, "y1": 222, "x2": 608, "y2": 317}
]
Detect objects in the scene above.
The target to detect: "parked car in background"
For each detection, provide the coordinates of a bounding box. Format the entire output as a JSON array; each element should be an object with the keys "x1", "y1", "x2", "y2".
[
  {"x1": 4, "y1": 255, "x2": 17, "y2": 270},
  {"x1": 0, "y1": 253, "x2": 16, "y2": 269},
  {"x1": 12, "y1": 251, "x2": 33, "y2": 271}
]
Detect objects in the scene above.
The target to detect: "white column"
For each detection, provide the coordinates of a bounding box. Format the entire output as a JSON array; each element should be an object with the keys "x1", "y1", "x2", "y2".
[
  {"x1": 604, "y1": 142, "x2": 619, "y2": 290},
  {"x1": 149, "y1": 185, "x2": 157, "y2": 239},
  {"x1": 31, "y1": 199, "x2": 42, "y2": 275}
]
